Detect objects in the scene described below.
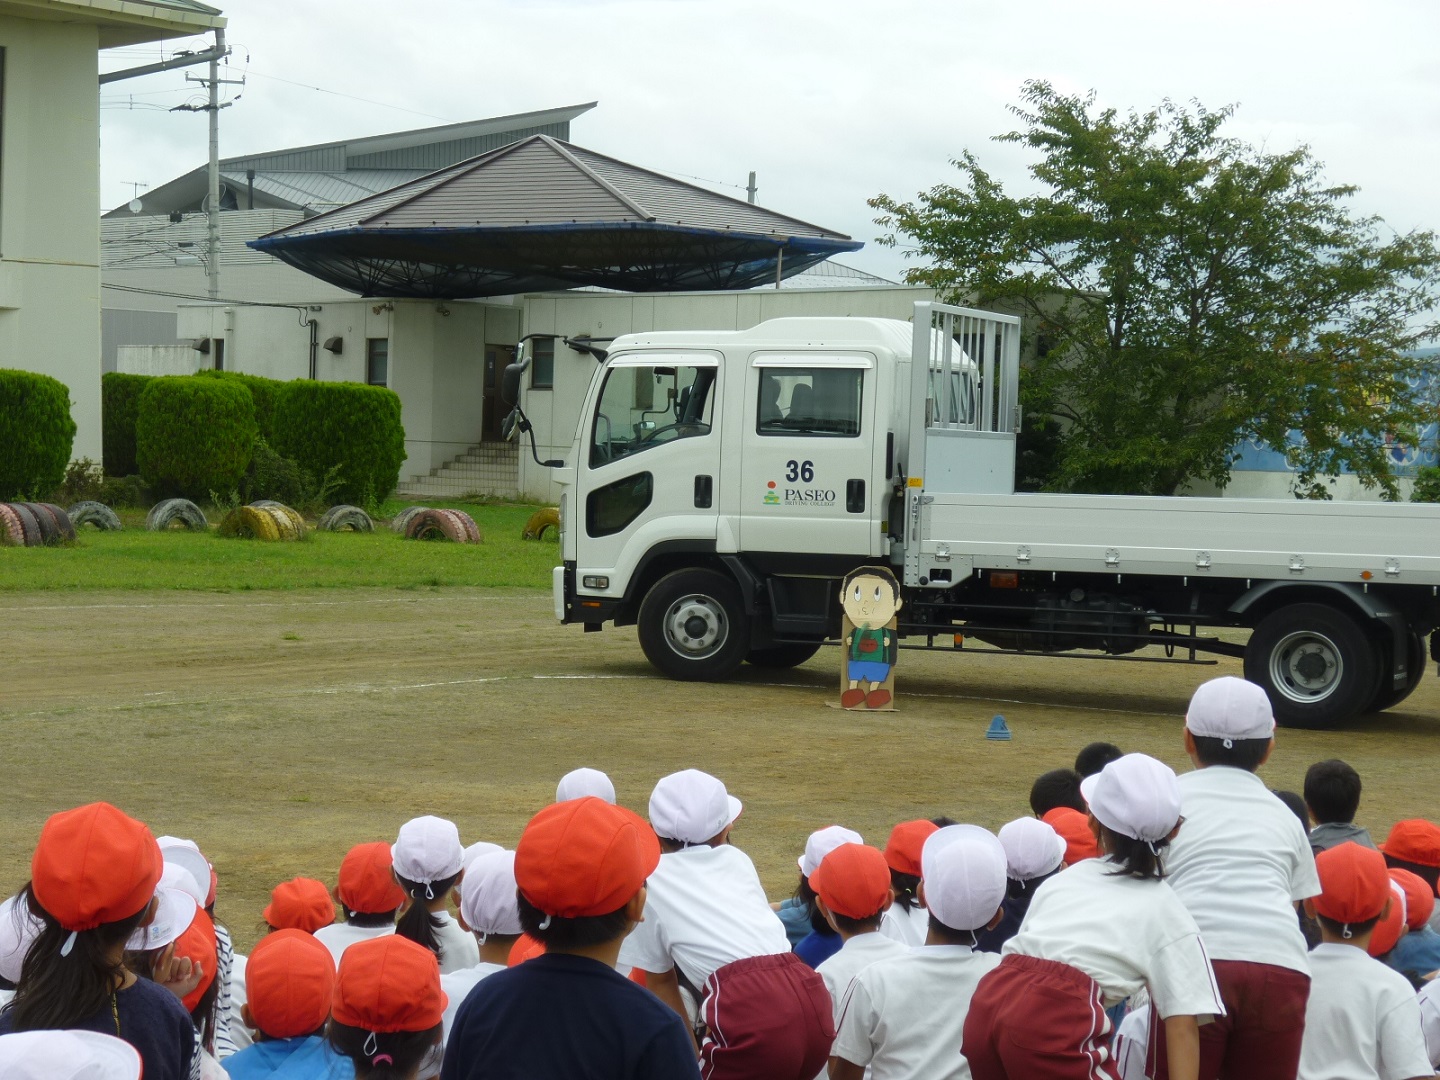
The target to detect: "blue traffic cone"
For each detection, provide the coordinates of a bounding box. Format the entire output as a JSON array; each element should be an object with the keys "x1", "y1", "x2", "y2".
[{"x1": 986, "y1": 714, "x2": 1012, "y2": 740}]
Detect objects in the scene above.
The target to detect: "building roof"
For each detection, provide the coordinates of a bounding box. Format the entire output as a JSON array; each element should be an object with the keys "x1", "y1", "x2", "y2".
[
  {"x1": 105, "y1": 102, "x2": 596, "y2": 217},
  {"x1": 249, "y1": 134, "x2": 863, "y2": 298},
  {"x1": 4, "y1": 0, "x2": 224, "y2": 46}
]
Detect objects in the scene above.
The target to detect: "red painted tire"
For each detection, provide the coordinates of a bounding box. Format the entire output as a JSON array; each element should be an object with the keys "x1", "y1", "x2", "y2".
[
  {"x1": 10, "y1": 503, "x2": 42, "y2": 547},
  {"x1": 436, "y1": 508, "x2": 481, "y2": 543},
  {"x1": 390, "y1": 506, "x2": 431, "y2": 534},
  {"x1": 0, "y1": 503, "x2": 23, "y2": 546},
  {"x1": 405, "y1": 508, "x2": 468, "y2": 543}
]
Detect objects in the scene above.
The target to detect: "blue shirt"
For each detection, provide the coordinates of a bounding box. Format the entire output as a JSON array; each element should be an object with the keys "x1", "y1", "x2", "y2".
[
  {"x1": 793, "y1": 929, "x2": 842, "y2": 969},
  {"x1": 224, "y1": 1037, "x2": 355, "y2": 1080},
  {"x1": 775, "y1": 898, "x2": 811, "y2": 947},
  {"x1": 1385, "y1": 925, "x2": 1440, "y2": 982},
  {"x1": 440, "y1": 953, "x2": 698, "y2": 1080}
]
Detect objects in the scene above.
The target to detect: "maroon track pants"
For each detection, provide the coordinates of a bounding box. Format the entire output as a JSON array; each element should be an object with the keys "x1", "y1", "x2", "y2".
[
  {"x1": 1148, "y1": 959, "x2": 1308, "y2": 1080},
  {"x1": 963, "y1": 953, "x2": 1119, "y2": 1080},
  {"x1": 699, "y1": 952, "x2": 835, "y2": 1080}
]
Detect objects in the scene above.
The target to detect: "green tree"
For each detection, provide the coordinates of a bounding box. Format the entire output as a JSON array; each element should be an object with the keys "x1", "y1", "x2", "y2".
[{"x1": 871, "y1": 80, "x2": 1440, "y2": 497}]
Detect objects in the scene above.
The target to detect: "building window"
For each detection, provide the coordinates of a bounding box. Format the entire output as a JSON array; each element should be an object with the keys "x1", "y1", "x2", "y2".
[
  {"x1": 367, "y1": 339, "x2": 389, "y2": 386},
  {"x1": 530, "y1": 337, "x2": 555, "y2": 389}
]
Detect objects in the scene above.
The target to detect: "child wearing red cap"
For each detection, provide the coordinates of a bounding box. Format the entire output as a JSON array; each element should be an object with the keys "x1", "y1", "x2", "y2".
[
  {"x1": 792, "y1": 826, "x2": 863, "y2": 969},
  {"x1": 1041, "y1": 807, "x2": 1100, "y2": 865},
  {"x1": 224, "y1": 929, "x2": 351, "y2": 1080},
  {"x1": 1158, "y1": 677, "x2": 1320, "y2": 1080},
  {"x1": 1383, "y1": 868, "x2": 1440, "y2": 984},
  {"x1": 878, "y1": 819, "x2": 938, "y2": 947},
  {"x1": 440, "y1": 797, "x2": 698, "y2": 1080},
  {"x1": 618, "y1": 770, "x2": 832, "y2": 1080},
  {"x1": 0, "y1": 803, "x2": 201, "y2": 1080},
  {"x1": 330, "y1": 935, "x2": 445, "y2": 1080},
  {"x1": 315, "y1": 843, "x2": 406, "y2": 969},
  {"x1": 1297, "y1": 842, "x2": 1432, "y2": 1080},
  {"x1": 963, "y1": 754, "x2": 1224, "y2": 1080},
  {"x1": 833, "y1": 826, "x2": 1007, "y2": 1080},
  {"x1": 1380, "y1": 820, "x2": 1440, "y2": 894},
  {"x1": 809, "y1": 844, "x2": 907, "y2": 1029}
]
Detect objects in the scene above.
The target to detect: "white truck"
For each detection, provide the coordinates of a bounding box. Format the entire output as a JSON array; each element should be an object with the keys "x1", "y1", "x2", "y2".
[{"x1": 508, "y1": 302, "x2": 1440, "y2": 729}]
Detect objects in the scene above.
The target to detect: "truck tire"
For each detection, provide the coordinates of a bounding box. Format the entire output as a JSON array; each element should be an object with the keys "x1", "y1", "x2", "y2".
[
  {"x1": 1366, "y1": 630, "x2": 1426, "y2": 713},
  {"x1": 1244, "y1": 603, "x2": 1381, "y2": 729},
  {"x1": 638, "y1": 568, "x2": 751, "y2": 681},
  {"x1": 745, "y1": 643, "x2": 823, "y2": 669}
]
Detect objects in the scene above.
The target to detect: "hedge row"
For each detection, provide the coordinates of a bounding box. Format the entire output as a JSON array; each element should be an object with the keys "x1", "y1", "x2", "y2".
[
  {"x1": 103, "y1": 372, "x2": 406, "y2": 503},
  {"x1": 0, "y1": 370, "x2": 77, "y2": 501}
]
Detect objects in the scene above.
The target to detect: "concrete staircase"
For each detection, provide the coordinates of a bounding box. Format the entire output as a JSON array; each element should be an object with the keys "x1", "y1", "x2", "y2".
[{"x1": 396, "y1": 440, "x2": 519, "y2": 499}]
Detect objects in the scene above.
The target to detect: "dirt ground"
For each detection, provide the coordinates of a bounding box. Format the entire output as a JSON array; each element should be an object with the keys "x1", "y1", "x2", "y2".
[{"x1": 3, "y1": 586, "x2": 1438, "y2": 952}]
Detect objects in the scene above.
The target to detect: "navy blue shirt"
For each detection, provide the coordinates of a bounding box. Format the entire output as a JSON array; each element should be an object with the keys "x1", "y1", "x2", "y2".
[
  {"x1": 0, "y1": 976, "x2": 198, "y2": 1080},
  {"x1": 439, "y1": 953, "x2": 698, "y2": 1080}
]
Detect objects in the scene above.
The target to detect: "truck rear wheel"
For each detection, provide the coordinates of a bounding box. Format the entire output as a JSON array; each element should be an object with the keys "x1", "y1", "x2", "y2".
[
  {"x1": 638, "y1": 569, "x2": 750, "y2": 681},
  {"x1": 1366, "y1": 630, "x2": 1426, "y2": 713},
  {"x1": 745, "y1": 643, "x2": 823, "y2": 669},
  {"x1": 1244, "y1": 603, "x2": 1380, "y2": 729}
]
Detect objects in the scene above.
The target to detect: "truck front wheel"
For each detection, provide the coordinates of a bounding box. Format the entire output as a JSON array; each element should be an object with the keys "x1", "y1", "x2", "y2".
[
  {"x1": 1243, "y1": 603, "x2": 1380, "y2": 729},
  {"x1": 638, "y1": 569, "x2": 751, "y2": 681}
]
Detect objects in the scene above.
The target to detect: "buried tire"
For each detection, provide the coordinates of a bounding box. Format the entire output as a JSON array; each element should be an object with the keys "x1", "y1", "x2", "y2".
[
  {"x1": 637, "y1": 568, "x2": 750, "y2": 681},
  {"x1": 0, "y1": 503, "x2": 24, "y2": 545},
  {"x1": 1244, "y1": 603, "x2": 1380, "y2": 729},
  {"x1": 219, "y1": 505, "x2": 282, "y2": 541},
  {"x1": 9, "y1": 503, "x2": 42, "y2": 547},
  {"x1": 522, "y1": 507, "x2": 560, "y2": 540},
  {"x1": 146, "y1": 499, "x2": 208, "y2": 532},
  {"x1": 18, "y1": 503, "x2": 60, "y2": 545},
  {"x1": 391, "y1": 506, "x2": 430, "y2": 534},
  {"x1": 745, "y1": 642, "x2": 823, "y2": 669},
  {"x1": 404, "y1": 508, "x2": 479, "y2": 543},
  {"x1": 318, "y1": 505, "x2": 375, "y2": 533},
  {"x1": 68, "y1": 501, "x2": 123, "y2": 532}
]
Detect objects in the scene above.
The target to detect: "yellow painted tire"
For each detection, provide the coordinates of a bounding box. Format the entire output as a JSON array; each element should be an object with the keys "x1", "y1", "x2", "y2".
[
  {"x1": 220, "y1": 505, "x2": 281, "y2": 540},
  {"x1": 522, "y1": 507, "x2": 560, "y2": 541}
]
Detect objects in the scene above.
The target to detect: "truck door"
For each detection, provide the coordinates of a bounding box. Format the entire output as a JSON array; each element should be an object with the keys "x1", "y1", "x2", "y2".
[
  {"x1": 740, "y1": 352, "x2": 880, "y2": 557},
  {"x1": 575, "y1": 353, "x2": 722, "y2": 586}
]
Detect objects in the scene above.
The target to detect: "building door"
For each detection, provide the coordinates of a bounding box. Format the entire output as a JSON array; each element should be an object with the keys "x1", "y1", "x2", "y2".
[{"x1": 482, "y1": 344, "x2": 515, "y2": 441}]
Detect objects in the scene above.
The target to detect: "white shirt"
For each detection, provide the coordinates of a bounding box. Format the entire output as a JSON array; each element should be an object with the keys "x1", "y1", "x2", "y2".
[
  {"x1": 1417, "y1": 979, "x2": 1440, "y2": 1068},
  {"x1": 878, "y1": 903, "x2": 928, "y2": 948},
  {"x1": 1299, "y1": 943, "x2": 1432, "y2": 1080},
  {"x1": 313, "y1": 920, "x2": 395, "y2": 967},
  {"x1": 817, "y1": 932, "x2": 911, "y2": 1027},
  {"x1": 1004, "y1": 857, "x2": 1224, "y2": 1018},
  {"x1": 1166, "y1": 766, "x2": 1320, "y2": 973},
  {"x1": 226, "y1": 954, "x2": 251, "y2": 1053},
  {"x1": 832, "y1": 945, "x2": 1002, "y2": 1080},
  {"x1": 1114, "y1": 1003, "x2": 1151, "y2": 1080},
  {"x1": 618, "y1": 844, "x2": 790, "y2": 984},
  {"x1": 434, "y1": 911, "x2": 480, "y2": 974}
]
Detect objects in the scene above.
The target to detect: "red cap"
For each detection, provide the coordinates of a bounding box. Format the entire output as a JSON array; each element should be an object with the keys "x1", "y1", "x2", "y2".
[
  {"x1": 1041, "y1": 807, "x2": 1100, "y2": 865},
  {"x1": 507, "y1": 933, "x2": 546, "y2": 967},
  {"x1": 1315, "y1": 842, "x2": 1391, "y2": 930},
  {"x1": 1381, "y1": 820, "x2": 1440, "y2": 868},
  {"x1": 173, "y1": 908, "x2": 218, "y2": 1014},
  {"x1": 1388, "y1": 868, "x2": 1434, "y2": 931},
  {"x1": 31, "y1": 803, "x2": 162, "y2": 932},
  {"x1": 810, "y1": 843, "x2": 892, "y2": 920},
  {"x1": 247, "y1": 929, "x2": 336, "y2": 1039},
  {"x1": 263, "y1": 878, "x2": 336, "y2": 933},
  {"x1": 337, "y1": 842, "x2": 406, "y2": 915},
  {"x1": 883, "y1": 820, "x2": 939, "y2": 877},
  {"x1": 1368, "y1": 881, "x2": 1408, "y2": 957},
  {"x1": 514, "y1": 797, "x2": 660, "y2": 918},
  {"x1": 332, "y1": 935, "x2": 446, "y2": 1034}
]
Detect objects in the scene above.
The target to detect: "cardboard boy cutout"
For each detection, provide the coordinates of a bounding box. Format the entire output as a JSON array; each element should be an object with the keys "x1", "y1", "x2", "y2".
[{"x1": 838, "y1": 566, "x2": 902, "y2": 710}]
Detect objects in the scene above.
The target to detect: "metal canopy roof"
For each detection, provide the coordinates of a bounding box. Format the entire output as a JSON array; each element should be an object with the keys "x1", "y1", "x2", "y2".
[{"x1": 249, "y1": 135, "x2": 863, "y2": 298}]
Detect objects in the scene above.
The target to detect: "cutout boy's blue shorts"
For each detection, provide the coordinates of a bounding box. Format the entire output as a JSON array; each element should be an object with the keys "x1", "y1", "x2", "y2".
[{"x1": 848, "y1": 660, "x2": 891, "y2": 682}]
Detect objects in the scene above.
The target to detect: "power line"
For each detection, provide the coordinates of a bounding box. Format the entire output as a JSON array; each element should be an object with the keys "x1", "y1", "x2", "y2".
[{"x1": 243, "y1": 69, "x2": 453, "y2": 123}]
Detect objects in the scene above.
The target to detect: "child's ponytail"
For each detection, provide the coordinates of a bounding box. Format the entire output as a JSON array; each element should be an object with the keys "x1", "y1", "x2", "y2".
[
  {"x1": 393, "y1": 873, "x2": 460, "y2": 959},
  {"x1": 1099, "y1": 826, "x2": 1169, "y2": 881}
]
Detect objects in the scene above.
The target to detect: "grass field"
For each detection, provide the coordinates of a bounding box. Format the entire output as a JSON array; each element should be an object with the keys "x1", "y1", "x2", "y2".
[{"x1": 0, "y1": 501, "x2": 556, "y2": 591}]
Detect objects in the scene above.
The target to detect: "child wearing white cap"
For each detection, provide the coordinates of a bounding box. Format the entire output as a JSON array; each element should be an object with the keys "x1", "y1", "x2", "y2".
[
  {"x1": 793, "y1": 826, "x2": 863, "y2": 969},
  {"x1": 975, "y1": 818, "x2": 1067, "y2": 953},
  {"x1": 963, "y1": 753, "x2": 1224, "y2": 1080},
  {"x1": 830, "y1": 825, "x2": 1007, "y2": 1080},
  {"x1": 0, "y1": 1030, "x2": 142, "y2": 1080},
  {"x1": 392, "y1": 816, "x2": 480, "y2": 975},
  {"x1": 555, "y1": 767, "x2": 616, "y2": 804},
  {"x1": 618, "y1": 769, "x2": 833, "y2": 1080},
  {"x1": 1157, "y1": 676, "x2": 1320, "y2": 1080}
]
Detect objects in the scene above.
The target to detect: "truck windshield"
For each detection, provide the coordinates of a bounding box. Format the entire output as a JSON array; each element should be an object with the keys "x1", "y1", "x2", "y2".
[{"x1": 590, "y1": 362, "x2": 717, "y2": 468}]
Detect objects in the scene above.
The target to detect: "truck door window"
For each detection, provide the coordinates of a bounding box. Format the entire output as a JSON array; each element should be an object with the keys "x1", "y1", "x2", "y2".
[
  {"x1": 586, "y1": 472, "x2": 654, "y2": 538},
  {"x1": 757, "y1": 368, "x2": 863, "y2": 437},
  {"x1": 590, "y1": 363, "x2": 716, "y2": 468}
]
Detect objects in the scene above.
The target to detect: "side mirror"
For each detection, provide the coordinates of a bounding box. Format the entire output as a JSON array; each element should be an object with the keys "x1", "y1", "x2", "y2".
[{"x1": 501, "y1": 360, "x2": 526, "y2": 407}]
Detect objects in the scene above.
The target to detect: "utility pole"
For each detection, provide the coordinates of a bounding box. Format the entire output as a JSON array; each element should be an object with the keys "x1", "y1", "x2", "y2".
[
  {"x1": 176, "y1": 28, "x2": 239, "y2": 300},
  {"x1": 746, "y1": 171, "x2": 757, "y2": 204}
]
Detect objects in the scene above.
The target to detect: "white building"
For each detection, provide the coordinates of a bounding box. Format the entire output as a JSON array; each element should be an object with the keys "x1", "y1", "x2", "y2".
[{"x1": 1, "y1": 0, "x2": 224, "y2": 459}]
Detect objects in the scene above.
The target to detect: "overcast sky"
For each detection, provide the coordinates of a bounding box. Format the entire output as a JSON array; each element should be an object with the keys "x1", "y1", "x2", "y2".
[{"x1": 98, "y1": 0, "x2": 1440, "y2": 283}]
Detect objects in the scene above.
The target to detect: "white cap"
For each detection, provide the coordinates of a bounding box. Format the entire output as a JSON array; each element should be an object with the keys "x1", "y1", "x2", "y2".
[
  {"x1": 462, "y1": 841, "x2": 504, "y2": 871},
  {"x1": 1185, "y1": 676, "x2": 1275, "y2": 744},
  {"x1": 556, "y1": 768, "x2": 616, "y2": 804},
  {"x1": 997, "y1": 818, "x2": 1066, "y2": 882},
  {"x1": 920, "y1": 825, "x2": 1007, "y2": 933},
  {"x1": 156, "y1": 837, "x2": 212, "y2": 907},
  {"x1": 1080, "y1": 753, "x2": 1182, "y2": 844},
  {"x1": 798, "y1": 826, "x2": 864, "y2": 878},
  {"x1": 649, "y1": 770, "x2": 743, "y2": 846},
  {"x1": 458, "y1": 850, "x2": 522, "y2": 937},
  {"x1": 0, "y1": 1030, "x2": 142, "y2": 1080},
  {"x1": 0, "y1": 898, "x2": 42, "y2": 984},
  {"x1": 392, "y1": 816, "x2": 464, "y2": 886},
  {"x1": 125, "y1": 881, "x2": 198, "y2": 953}
]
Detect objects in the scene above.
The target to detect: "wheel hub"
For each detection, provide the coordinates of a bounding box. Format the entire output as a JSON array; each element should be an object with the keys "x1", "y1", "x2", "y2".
[
  {"x1": 663, "y1": 594, "x2": 728, "y2": 659},
  {"x1": 1270, "y1": 630, "x2": 1342, "y2": 703}
]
